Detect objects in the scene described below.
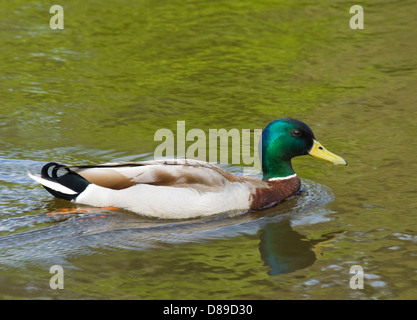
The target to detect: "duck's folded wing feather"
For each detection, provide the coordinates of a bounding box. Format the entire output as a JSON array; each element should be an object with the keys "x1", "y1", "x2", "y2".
[{"x1": 70, "y1": 159, "x2": 243, "y2": 192}]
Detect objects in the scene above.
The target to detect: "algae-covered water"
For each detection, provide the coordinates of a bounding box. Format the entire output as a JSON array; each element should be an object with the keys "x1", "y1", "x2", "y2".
[{"x1": 0, "y1": 0, "x2": 416, "y2": 299}]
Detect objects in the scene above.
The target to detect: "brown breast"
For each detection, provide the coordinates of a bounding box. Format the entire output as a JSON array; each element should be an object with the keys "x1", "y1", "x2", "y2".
[{"x1": 248, "y1": 176, "x2": 301, "y2": 211}]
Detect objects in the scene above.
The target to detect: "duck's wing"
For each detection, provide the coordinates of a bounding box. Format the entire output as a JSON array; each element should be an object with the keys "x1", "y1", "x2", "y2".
[{"x1": 70, "y1": 159, "x2": 247, "y2": 193}]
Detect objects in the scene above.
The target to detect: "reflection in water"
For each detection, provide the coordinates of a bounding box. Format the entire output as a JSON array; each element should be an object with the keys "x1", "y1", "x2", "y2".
[
  {"x1": 259, "y1": 220, "x2": 316, "y2": 275},
  {"x1": 258, "y1": 220, "x2": 337, "y2": 275}
]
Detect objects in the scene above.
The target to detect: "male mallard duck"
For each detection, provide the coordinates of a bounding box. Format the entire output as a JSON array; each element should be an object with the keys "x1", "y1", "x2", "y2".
[{"x1": 28, "y1": 118, "x2": 347, "y2": 219}]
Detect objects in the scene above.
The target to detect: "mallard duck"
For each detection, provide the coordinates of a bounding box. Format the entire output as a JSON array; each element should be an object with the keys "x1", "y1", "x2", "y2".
[{"x1": 28, "y1": 118, "x2": 346, "y2": 219}]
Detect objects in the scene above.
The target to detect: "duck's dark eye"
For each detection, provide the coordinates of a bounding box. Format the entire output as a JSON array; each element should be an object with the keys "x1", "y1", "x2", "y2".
[{"x1": 292, "y1": 129, "x2": 302, "y2": 137}]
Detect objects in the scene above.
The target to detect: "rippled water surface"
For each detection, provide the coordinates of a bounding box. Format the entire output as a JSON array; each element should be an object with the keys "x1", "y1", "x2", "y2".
[{"x1": 1, "y1": 0, "x2": 416, "y2": 299}]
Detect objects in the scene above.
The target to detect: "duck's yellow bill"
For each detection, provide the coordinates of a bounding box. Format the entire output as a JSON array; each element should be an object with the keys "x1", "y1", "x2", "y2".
[{"x1": 308, "y1": 140, "x2": 347, "y2": 166}]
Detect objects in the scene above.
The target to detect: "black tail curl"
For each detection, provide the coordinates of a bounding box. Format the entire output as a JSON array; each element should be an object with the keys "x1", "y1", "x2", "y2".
[{"x1": 40, "y1": 162, "x2": 90, "y2": 201}]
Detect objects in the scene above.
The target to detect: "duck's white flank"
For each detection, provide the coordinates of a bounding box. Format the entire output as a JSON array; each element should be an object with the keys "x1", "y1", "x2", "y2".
[
  {"x1": 267, "y1": 174, "x2": 297, "y2": 182},
  {"x1": 75, "y1": 181, "x2": 255, "y2": 219}
]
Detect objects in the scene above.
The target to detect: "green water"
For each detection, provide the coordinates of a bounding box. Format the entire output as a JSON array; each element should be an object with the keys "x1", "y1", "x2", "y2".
[{"x1": 1, "y1": 0, "x2": 416, "y2": 299}]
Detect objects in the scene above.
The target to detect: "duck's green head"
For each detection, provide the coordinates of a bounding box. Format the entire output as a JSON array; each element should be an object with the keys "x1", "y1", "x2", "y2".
[{"x1": 261, "y1": 118, "x2": 347, "y2": 180}]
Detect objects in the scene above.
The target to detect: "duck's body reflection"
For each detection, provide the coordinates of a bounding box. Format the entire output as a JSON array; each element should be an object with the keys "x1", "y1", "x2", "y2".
[{"x1": 258, "y1": 219, "x2": 335, "y2": 276}]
